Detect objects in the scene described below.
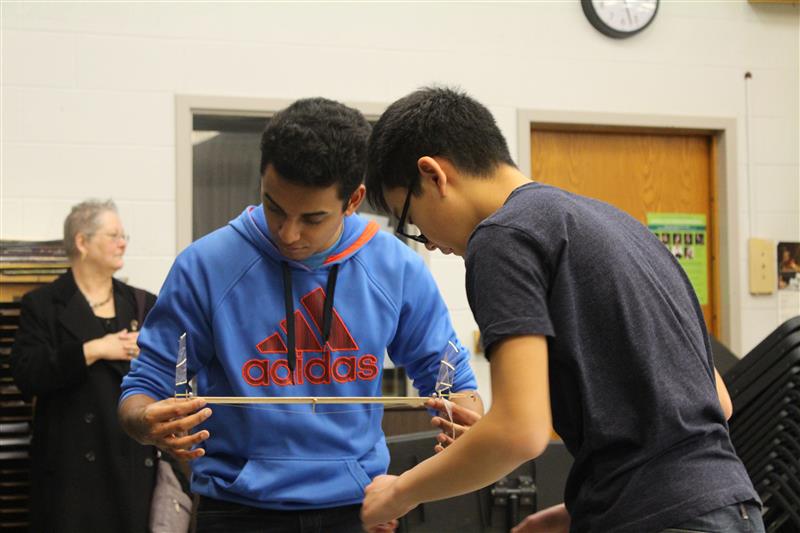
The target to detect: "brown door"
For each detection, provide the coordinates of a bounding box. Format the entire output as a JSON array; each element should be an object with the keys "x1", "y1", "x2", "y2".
[{"x1": 530, "y1": 128, "x2": 720, "y2": 336}]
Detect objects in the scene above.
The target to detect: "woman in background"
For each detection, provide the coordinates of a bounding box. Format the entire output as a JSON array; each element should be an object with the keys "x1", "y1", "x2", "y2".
[{"x1": 11, "y1": 199, "x2": 158, "y2": 533}]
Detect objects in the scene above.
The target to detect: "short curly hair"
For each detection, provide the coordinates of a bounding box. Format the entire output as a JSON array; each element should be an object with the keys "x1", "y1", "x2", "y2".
[
  {"x1": 260, "y1": 98, "x2": 372, "y2": 208},
  {"x1": 366, "y1": 86, "x2": 515, "y2": 214}
]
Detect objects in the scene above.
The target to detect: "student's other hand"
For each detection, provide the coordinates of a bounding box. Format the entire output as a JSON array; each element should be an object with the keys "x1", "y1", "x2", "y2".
[
  {"x1": 426, "y1": 397, "x2": 482, "y2": 453},
  {"x1": 132, "y1": 397, "x2": 212, "y2": 460},
  {"x1": 511, "y1": 503, "x2": 570, "y2": 533},
  {"x1": 361, "y1": 475, "x2": 415, "y2": 530}
]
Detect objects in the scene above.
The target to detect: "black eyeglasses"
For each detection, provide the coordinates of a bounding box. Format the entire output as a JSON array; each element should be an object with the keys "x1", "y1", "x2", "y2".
[{"x1": 395, "y1": 188, "x2": 429, "y2": 244}]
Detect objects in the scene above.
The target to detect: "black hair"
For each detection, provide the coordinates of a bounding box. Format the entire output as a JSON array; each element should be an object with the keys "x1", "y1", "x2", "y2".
[
  {"x1": 260, "y1": 98, "x2": 371, "y2": 207},
  {"x1": 366, "y1": 86, "x2": 515, "y2": 213}
]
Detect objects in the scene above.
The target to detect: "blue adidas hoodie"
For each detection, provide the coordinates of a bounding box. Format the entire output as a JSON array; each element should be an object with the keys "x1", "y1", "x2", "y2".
[{"x1": 120, "y1": 207, "x2": 477, "y2": 510}]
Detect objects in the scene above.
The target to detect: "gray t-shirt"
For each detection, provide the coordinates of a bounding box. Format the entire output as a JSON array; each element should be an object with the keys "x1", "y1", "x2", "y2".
[{"x1": 465, "y1": 183, "x2": 757, "y2": 533}]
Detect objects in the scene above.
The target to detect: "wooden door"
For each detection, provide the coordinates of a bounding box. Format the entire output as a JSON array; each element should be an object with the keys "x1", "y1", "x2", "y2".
[{"x1": 530, "y1": 128, "x2": 720, "y2": 336}]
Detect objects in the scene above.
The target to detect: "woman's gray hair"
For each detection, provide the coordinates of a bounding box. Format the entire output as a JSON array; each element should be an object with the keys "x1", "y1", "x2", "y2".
[{"x1": 63, "y1": 199, "x2": 118, "y2": 259}]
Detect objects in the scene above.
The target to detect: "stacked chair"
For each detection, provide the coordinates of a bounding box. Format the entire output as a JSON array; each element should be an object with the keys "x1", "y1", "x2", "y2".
[{"x1": 725, "y1": 316, "x2": 800, "y2": 532}]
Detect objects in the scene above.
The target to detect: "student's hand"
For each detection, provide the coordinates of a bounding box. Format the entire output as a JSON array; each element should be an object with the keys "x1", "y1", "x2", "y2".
[
  {"x1": 426, "y1": 398, "x2": 482, "y2": 452},
  {"x1": 83, "y1": 329, "x2": 140, "y2": 365},
  {"x1": 511, "y1": 503, "x2": 570, "y2": 533},
  {"x1": 363, "y1": 519, "x2": 399, "y2": 533},
  {"x1": 129, "y1": 397, "x2": 212, "y2": 460},
  {"x1": 361, "y1": 475, "x2": 415, "y2": 530}
]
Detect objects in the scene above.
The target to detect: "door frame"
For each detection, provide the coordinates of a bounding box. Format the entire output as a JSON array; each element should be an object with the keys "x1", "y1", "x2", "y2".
[
  {"x1": 516, "y1": 109, "x2": 741, "y2": 354},
  {"x1": 175, "y1": 94, "x2": 386, "y2": 254}
]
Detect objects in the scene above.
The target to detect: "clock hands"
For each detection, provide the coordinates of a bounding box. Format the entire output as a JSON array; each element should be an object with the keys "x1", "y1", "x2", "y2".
[{"x1": 623, "y1": 0, "x2": 634, "y2": 26}]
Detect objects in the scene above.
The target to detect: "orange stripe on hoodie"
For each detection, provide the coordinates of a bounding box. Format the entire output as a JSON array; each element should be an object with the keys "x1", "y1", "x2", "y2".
[{"x1": 324, "y1": 221, "x2": 380, "y2": 265}]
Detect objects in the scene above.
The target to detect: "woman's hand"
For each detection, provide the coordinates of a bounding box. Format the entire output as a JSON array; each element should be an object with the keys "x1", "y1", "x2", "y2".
[{"x1": 83, "y1": 329, "x2": 140, "y2": 365}]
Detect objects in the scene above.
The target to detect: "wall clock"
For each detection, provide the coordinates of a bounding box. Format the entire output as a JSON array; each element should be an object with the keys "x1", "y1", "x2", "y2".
[{"x1": 581, "y1": 0, "x2": 659, "y2": 39}]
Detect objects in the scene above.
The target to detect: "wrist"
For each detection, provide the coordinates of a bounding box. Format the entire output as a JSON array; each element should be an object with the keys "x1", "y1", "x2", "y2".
[
  {"x1": 393, "y1": 472, "x2": 419, "y2": 513},
  {"x1": 119, "y1": 396, "x2": 152, "y2": 444},
  {"x1": 131, "y1": 404, "x2": 152, "y2": 444},
  {"x1": 82, "y1": 340, "x2": 99, "y2": 365}
]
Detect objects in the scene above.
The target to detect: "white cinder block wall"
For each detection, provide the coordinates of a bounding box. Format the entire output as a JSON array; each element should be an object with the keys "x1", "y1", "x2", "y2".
[{"x1": 2, "y1": 3, "x2": 799, "y2": 399}]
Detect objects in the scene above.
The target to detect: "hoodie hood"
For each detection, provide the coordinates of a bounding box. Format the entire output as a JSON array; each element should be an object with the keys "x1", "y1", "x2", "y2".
[
  {"x1": 230, "y1": 206, "x2": 381, "y2": 374},
  {"x1": 230, "y1": 205, "x2": 380, "y2": 270}
]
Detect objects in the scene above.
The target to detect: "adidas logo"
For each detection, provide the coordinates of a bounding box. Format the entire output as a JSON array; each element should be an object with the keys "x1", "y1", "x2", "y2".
[
  {"x1": 244, "y1": 288, "x2": 379, "y2": 387},
  {"x1": 256, "y1": 287, "x2": 358, "y2": 353}
]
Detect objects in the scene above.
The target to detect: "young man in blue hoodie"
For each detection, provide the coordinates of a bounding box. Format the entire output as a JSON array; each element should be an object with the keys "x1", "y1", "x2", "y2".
[
  {"x1": 360, "y1": 87, "x2": 762, "y2": 533},
  {"x1": 118, "y1": 98, "x2": 482, "y2": 533}
]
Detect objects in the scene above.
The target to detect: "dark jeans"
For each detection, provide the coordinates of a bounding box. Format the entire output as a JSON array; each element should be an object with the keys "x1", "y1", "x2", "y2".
[
  {"x1": 659, "y1": 501, "x2": 765, "y2": 533},
  {"x1": 195, "y1": 496, "x2": 363, "y2": 533}
]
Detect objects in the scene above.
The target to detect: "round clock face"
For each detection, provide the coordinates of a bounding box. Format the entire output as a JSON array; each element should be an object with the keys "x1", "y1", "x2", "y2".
[{"x1": 582, "y1": 0, "x2": 659, "y2": 39}]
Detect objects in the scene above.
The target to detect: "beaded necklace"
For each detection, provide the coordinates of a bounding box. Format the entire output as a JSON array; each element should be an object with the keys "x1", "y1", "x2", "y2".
[{"x1": 85, "y1": 287, "x2": 113, "y2": 309}]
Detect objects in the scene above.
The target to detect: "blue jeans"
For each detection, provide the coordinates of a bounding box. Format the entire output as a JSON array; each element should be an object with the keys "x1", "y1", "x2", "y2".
[
  {"x1": 195, "y1": 496, "x2": 363, "y2": 533},
  {"x1": 659, "y1": 501, "x2": 765, "y2": 533}
]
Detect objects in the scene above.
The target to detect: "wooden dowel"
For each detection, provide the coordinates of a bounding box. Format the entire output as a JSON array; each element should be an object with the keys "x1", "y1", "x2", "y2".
[{"x1": 175, "y1": 393, "x2": 472, "y2": 406}]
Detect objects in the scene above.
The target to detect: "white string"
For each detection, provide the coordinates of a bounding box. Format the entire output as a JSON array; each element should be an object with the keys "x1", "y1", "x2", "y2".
[
  {"x1": 188, "y1": 395, "x2": 459, "y2": 419},
  {"x1": 207, "y1": 402, "x2": 391, "y2": 416},
  {"x1": 176, "y1": 336, "x2": 461, "y2": 430},
  {"x1": 207, "y1": 395, "x2": 459, "y2": 450},
  {"x1": 441, "y1": 397, "x2": 456, "y2": 440}
]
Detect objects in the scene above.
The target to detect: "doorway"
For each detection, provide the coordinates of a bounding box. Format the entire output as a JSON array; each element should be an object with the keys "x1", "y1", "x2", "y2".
[{"x1": 529, "y1": 126, "x2": 721, "y2": 337}]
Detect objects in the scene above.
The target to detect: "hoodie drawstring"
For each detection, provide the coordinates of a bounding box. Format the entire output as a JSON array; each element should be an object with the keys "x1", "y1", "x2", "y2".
[
  {"x1": 282, "y1": 262, "x2": 340, "y2": 379},
  {"x1": 322, "y1": 264, "x2": 339, "y2": 344},
  {"x1": 282, "y1": 262, "x2": 296, "y2": 373}
]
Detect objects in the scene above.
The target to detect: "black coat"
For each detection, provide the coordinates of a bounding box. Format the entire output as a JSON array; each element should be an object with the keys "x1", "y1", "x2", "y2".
[{"x1": 10, "y1": 271, "x2": 158, "y2": 533}]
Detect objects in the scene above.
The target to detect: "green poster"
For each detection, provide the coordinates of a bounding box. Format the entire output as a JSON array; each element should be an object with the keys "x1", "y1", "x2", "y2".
[{"x1": 647, "y1": 213, "x2": 708, "y2": 305}]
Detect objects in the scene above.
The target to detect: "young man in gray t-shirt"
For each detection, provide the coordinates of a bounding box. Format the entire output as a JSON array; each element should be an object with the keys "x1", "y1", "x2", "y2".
[{"x1": 360, "y1": 87, "x2": 762, "y2": 533}]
